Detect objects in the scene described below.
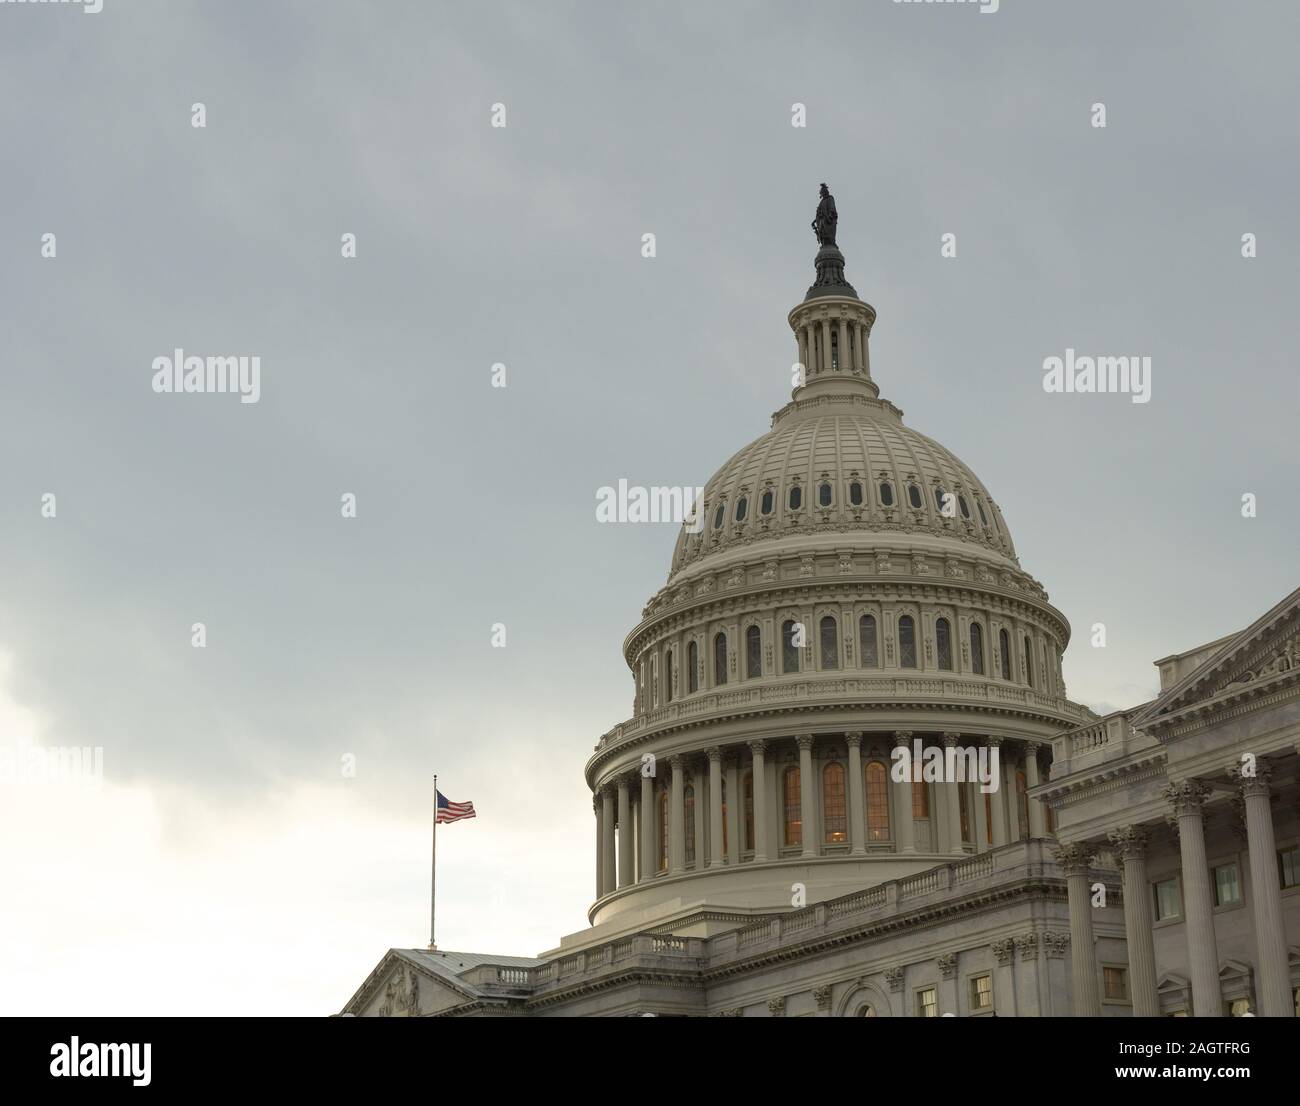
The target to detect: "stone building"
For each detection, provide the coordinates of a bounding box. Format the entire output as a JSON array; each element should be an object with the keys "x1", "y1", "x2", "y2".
[{"x1": 340, "y1": 197, "x2": 1300, "y2": 1017}]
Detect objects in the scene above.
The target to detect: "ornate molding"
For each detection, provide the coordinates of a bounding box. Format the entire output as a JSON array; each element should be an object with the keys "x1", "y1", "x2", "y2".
[
  {"x1": 992, "y1": 938, "x2": 1015, "y2": 965},
  {"x1": 937, "y1": 953, "x2": 957, "y2": 979},
  {"x1": 1043, "y1": 931, "x2": 1070, "y2": 959},
  {"x1": 1107, "y1": 825, "x2": 1147, "y2": 861},
  {"x1": 883, "y1": 967, "x2": 905, "y2": 992},
  {"x1": 1053, "y1": 843, "x2": 1095, "y2": 874},
  {"x1": 1014, "y1": 932, "x2": 1038, "y2": 962},
  {"x1": 813, "y1": 984, "x2": 833, "y2": 1010},
  {"x1": 767, "y1": 996, "x2": 787, "y2": 1017},
  {"x1": 1163, "y1": 779, "x2": 1210, "y2": 817}
]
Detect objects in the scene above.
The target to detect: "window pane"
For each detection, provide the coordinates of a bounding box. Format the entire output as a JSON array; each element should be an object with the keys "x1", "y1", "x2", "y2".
[
  {"x1": 783, "y1": 768, "x2": 802, "y2": 847},
  {"x1": 819, "y1": 482, "x2": 832, "y2": 507},
  {"x1": 936, "y1": 617, "x2": 953, "y2": 670},
  {"x1": 879, "y1": 482, "x2": 894, "y2": 507},
  {"x1": 866, "y1": 762, "x2": 890, "y2": 841},
  {"x1": 746, "y1": 625, "x2": 761, "y2": 679},
  {"x1": 789, "y1": 485, "x2": 802, "y2": 510},
  {"x1": 761, "y1": 489, "x2": 774, "y2": 515},
  {"x1": 1154, "y1": 877, "x2": 1180, "y2": 921},
  {"x1": 687, "y1": 641, "x2": 698, "y2": 693},
  {"x1": 859, "y1": 614, "x2": 878, "y2": 668},
  {"x1": 1104, "y1": 967, "x2": 1128, "y2": 1001},
  {"x1": 684, "y1": 784, "x2": 696, "y2": 865},
  {"x1": 735, "y1": 497, "x2": 747, "y2": 522},
  {"x1": 713, "y1": 503, "x2": 725, "y2": 529},
  {"x1": 782, "y1": 620, "x2": 800, "y2": 674},
  {"x1": 970, "y1": 623, "x2": 985, "y2": 675},
  {"x1": 820, "y1": 616, "x2": 839, "y2": 670},
  {"x1": 1280, "y1": 847, "x2": 1299, "y2": 889},
  {"x1": 713, "y1": 632, "x2": 727, "y2": 685},
  {"x1": 908, "y1": 484, "x2": 923, "y2": 509},
  {"x1": 823, "y1": 763, "x2": 846, "y2": 843},
  {"x1": 849, "y1": 481, "x2": 863, "y2": 506},
  {"x1": 743, "y1": 772, "x2": 754, "y2": 851},
  {"x1": 898, "y1": 616, "x2": 917, "y2": 668},
  {"x1": 1213, "y1": 862, "x2": 1241, "y2": 907},
  {"x1": 999, "y1": 629, "x2": 1011, "y2": 680},
  {"x1": 1023, "y1": 636, "x2": 1034, "y2": 686}
]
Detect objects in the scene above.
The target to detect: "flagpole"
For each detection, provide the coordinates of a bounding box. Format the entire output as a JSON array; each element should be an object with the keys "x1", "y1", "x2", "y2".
[{"x1": 429, "y1": 773, "x2": 438, "y2": 950}]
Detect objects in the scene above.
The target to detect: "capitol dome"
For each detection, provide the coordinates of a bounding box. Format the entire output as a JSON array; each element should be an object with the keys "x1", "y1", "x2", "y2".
[{"x1": 583, "y1": 195, "x2": 1090, "y2": 938}]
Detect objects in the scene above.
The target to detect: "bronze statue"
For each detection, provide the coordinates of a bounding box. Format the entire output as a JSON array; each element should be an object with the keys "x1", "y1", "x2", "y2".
[{"x1": 811, "y1": 183, "x2": 838, "y2": 247}]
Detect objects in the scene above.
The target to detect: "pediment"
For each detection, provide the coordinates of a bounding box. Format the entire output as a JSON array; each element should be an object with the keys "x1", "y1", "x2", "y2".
[
  {"x1": 342, "y1": 950, "x2": 477, "y2": 1018},
  {"x1": 1131, "y1": 587, "x2": 1300, "y2": 732}
]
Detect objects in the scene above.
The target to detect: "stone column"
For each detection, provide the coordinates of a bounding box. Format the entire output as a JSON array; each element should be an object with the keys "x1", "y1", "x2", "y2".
[
  {"x1": 595, "y1": 796, "x2": 604, "y2": 898},
  {"x1": 797, "y1": 329, "x2": 809, "y2": 381},
  {"x1": 749, "y1": 740, "x2": 769, "y2": 862},
  {"x1": 1056, "y1": 843, "x2": 1101, "y2": 1016},
  {"x1": 640, "y1": 771, "x2": 655, "y2": 880},
  {"x1": 893, "y1": 731, "x2": 916, "y2": 853},
  {"x1": 725, "y1": 759, "x2": 740, "y2": 864},
  {"x1": 1109, "y1": 826, "x2": 1159, "y2": 1017},
  {"x1": 708, "y1": 747, "x2": 725, "y2": 868},
  {"x1": 942, "y1": 732, "x2": 965, "y2": 856},
  {"x1": 820, "y1": 319, "x2": 832, "y2": 374},
  {"x1": 847, "y1": 732, "x2": 866, "y2": 854},
  {"x1": 600, "y1": 786, "x2": 616, "y2": 895},
  {"x1": 1024, "y1": 745, "x2": 1046, "y2": 838},
  {"x1": 854, "y1": 322, "x2": 865, "y2": 372},
  {"x1": 1165, "y1": 780, "x2": 1222, "y2": 1016},
  {"x1": 617, "y1": 775, "x2": 633, "y2": 888},
  {"x1": 693, "y1": 765, "x2": 707, "y2": 869},
  {"x1": 669, "y1": 756, "x2": 686, "y2": 874},
  {"x1": 836, "y1": 318, "x2": 847, "y2": 371},
  {"x1": 987, "y1": 738, "x2": 1008, "y2": 847},
  {"x1": 797, "y1": 735, "x2": 817, "y2": 856},
  {"x1": 1231, "y1": 765, "x2": 1294, "y2": 1017}
]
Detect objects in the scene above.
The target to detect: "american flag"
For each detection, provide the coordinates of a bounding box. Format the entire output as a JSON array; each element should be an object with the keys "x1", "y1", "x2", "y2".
[{"x1": 436, "y1": 791, "x2": 476, "y2": 824}]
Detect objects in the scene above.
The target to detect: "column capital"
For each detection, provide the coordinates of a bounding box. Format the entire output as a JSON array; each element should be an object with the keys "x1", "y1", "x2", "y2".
[
  {"x1": 1163, "y1": 779, "x2": 1210, "y2": 816},
  {"x1": 796, "y1": 734, "x2": 815, "y2": 751},
  {"x1": 845, "y1": 731, "x2": 864, "y2": 748},
  {"x1": 985, "y1": 735, "x2": 1003, "y2": 748},
  {"x1": 992, "y1": 938, "x2": 1016, "y2": 965},
  {"x1": 937, "y1": 953, "x2": 957, "y2": 979},
  {"x1": 748, "y1": 739, "x2": 768, "y2": 756},
  {"x1": 1014, "y1": 931, "x2": 1039, "y2": 962},
  {"x1": 1107, "y1": 825, "x2": 1149, "y2": 860},
  {"x1": 892, "y1": 730, "x2": 913, "y2": 747},
  {"x1": 667, "y1": 753, "x2": 686, "y2": 773},
  {"x1": 941, "y1": 731, "x2": 962, "y2": 747},
  {"x1": 706, "y1": 745, "x2": 723, "y2": 763},
  {"x1": 1227, "y1": 761, "x2": 1273, "y2": 800},
  {"x1": 1053, "y1": 842, "x2": 1095, "y2": 874}
]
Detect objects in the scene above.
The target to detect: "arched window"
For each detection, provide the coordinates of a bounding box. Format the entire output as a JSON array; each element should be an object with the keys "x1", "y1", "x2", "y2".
[
  {"x1": 687, "y1": 640, "x2": 699, "y2": 693},
  {"x1": 734, "y1": 497, "x2": 747, "y2": 522},
  {"x1": 1015, "y1": 770, "x2": 1029, "y2": 839},
  {"x1": 859, "y1": 614, "x2": 879, "y2": 668},
  {"x1": 664, "y1": 647, "x2": 674, "y2": 702},
  {"x1": 958, "y1": 783, "x2": 971, "y2": 843},
  {"x1": 712, "y1": 503, "x2": 725, "y2": 530},
  {"x1": 936, "y1": 617, "x2": 953, "y2": 671},
  {"x1": 788, "y1": 484, "x2": 803, "y2": 511},
  {"x1": 984, "y1": 789, "x2": 993, "y2": 843},
  {"x1": 783, "y1": 767, "x2": 802, "y2": 847},
  {"x1": 713, "y1": 632, "x2": 727, "y2": 686},
  {"x1": 818, "y1": 481, "x2": 833, "y2": 507},
  {"x1": 857, "y1": 1004, "x2": 878, "y2": 1017},
  {"x1": 898, "y1": 615, "x2": 917, "y2": 669},
  {"x1": 1023, "y1": 636, "x2": 1034, "y2": 687},
  {"x1": 912, "y1": 779, "x2": 929, "y2": 818},
  {"x1": 999, "y1": 628, "x2": 1011, "y2": 680},
  {"x1": 743, "y1": 771, "x2": 754, "y2": 851},
  {"x1": 958, "y1": 495, "x2": 971, "y2": 519},
  {"x1": 658, "y1": 789, "x2": 668, "y2": 872},
  {"x1": 823, "y1": 762, "x2": 847, "y2": 843},
  {"x1": 849, "y1": 481, "x2": 864, "y2": 506},
  {"x1": 865, "y1": 762, "x2": 890, "y2": 841},
  {"x1": 934, "y1": 487, "x2": 950, "y2": 515},
  {"x1": 820, "y1": 615, "x2": 839, "y2": 670},
  {"x1": 970, "y1": 623, "x2": 985, "y2": 676},
  {"x1": 760, "y1": 489, "x2": 774, "y2": 515},
  {"x1": 879, "y1": 482, "x2": 894, "y2": 507},
  {"x1": 976, "y1": 499, "x2": 989, "y2": 526},
  {"x1": 782, "y1": 620, "x2": 800, "y2": 674},
  {"x1": 907, "y1": 484, "x2": 923, "y2": 509},
  {"x1": 745, "y1": 625, "x2": 761, "y2": 679},
  {"x1": 684, "y1": 783, "x2": 696, "y2": 865}
]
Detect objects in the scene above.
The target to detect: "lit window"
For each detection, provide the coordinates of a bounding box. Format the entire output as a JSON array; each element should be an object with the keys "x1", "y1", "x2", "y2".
[
  {"x1": 970, "y1": 623, "x2": 985, "y2": 675},
  {"x1": 916, "y1": 987, "x2": 938, "y2": 1018},
  {"x1": 971, "y1": 975, "x2": 993, "y2": 1011},
  {"x1": 687, "y1": 640, "x2": 698, "y2": 693},
  {"x1": 788, "y1": 485, "x2": 803, "y2": 510},
  {"x1": 936, "y1": 617, "x2": 953, "y2": 671},
  {"x1": 1279, "y1": 846, "x2": 1299, "y2": 889},
  {"x1": 783, "y1": 767, "x2": 802, "y2": 847},
  {"x1": 684, "y1": 784, "x2": 696, "y2": 865},
  {"x1": 879, "y1": 482, "x2": 894, "y2": 507},
  {"x1": 820, "y1": 615, "x2": 839, "y2": 670},
  {"x1": 1104, "y1": 967, "x2": 1128, "y2": 1001},
  {"x1": 1153, "y1": 876, "x2": 1181, "y2": 921},
  {"x1": 713, "y1": 503, "x2": 725, "y2": 530},
  {"x1": 735, "y1": 497, "x2": 748, "y2": 522},
  {"x1": 849, "y1": 481, "x2": 864, "y2": 506},
  {"x1": 1213, "y1": 862, "x2": 1242, "y2": 907},
  {"x1": 760, "y1": 489, "x2": 774, "y2": 515},
  {"x1": 713, "y1": 632, "x2": 727, "y2": 686},
  {"x1": 745, "y1": 625, "x2": 761, "y2": 679},
  {"x1": 912, "y1": 779, "x2": 929, "y2": 818},
  {"x1": 898, "y1": 615, "x2": 917, "y2": 669},
  {"x1": 782, "y1": 620, "x2": 800, "y2": 674},
  {"x1": 823, "y1": 763, "x2": 847, "y2": 844},
  {"x1": 907, "y1": 484, "x2": 923, "y2": 509},
  {"x1": 998, "y1": 629, "x2": 1011, "y2": 680},
  {"x1": 818, "y1": 481, "x2": 832, "y2": 507},
  {"x1": 865, "y1": 762, "x2": 890, "y2": 841},
  {"x1": 859, "y1": 614, "x2": 878, "y2": 668}
]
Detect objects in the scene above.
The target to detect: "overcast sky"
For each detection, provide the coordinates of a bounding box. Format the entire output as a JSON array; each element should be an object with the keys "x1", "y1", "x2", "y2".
[{"x1": 2, "y1": 0, "x2": 1297, "y2": 1015}]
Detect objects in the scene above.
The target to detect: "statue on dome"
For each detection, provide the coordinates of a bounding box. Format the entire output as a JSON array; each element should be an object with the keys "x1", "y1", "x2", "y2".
[{"x1": 811, "y1": 183, "x2": 838, "y2": 247}]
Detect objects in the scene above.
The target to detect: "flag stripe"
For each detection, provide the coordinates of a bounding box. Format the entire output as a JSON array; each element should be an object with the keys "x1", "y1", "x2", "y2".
[{"x1": 436, "y1": 790, "x2": 476, "y2": 824}]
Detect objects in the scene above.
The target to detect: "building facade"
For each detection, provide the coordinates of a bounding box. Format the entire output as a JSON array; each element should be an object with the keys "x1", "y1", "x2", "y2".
[{"x1": 340, "y1": 198, "x2": 1300, "y2": 1017}]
